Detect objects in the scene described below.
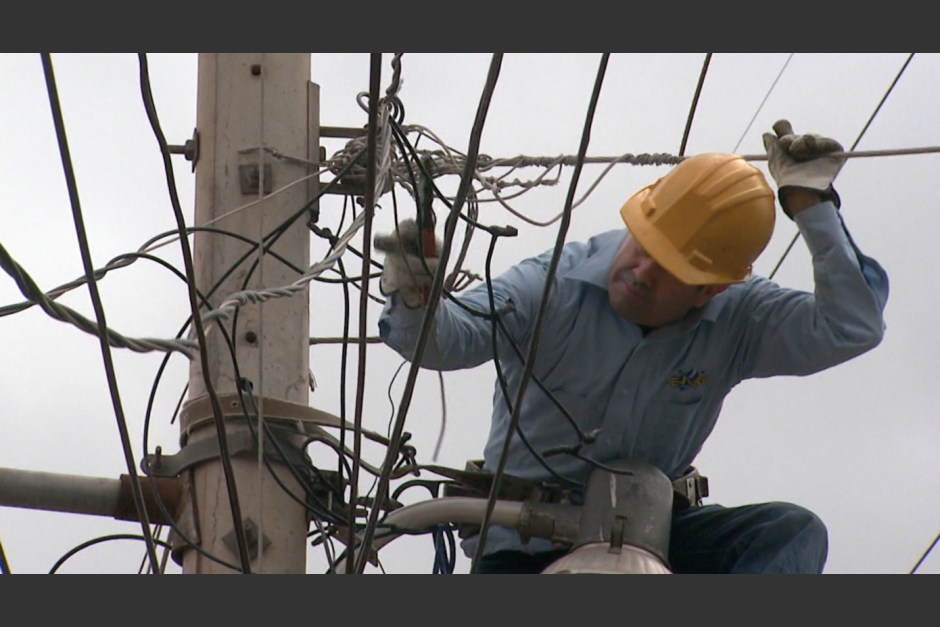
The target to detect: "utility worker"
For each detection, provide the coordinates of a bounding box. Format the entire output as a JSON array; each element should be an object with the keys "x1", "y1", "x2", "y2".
[{"x1": 375, "y1": 122, "x2": 889, "y2": 574}]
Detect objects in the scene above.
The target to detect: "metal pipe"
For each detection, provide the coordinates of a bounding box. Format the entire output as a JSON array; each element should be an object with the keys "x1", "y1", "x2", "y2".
[
  {"x1": 0, "y1": 466, "x2": 120, "y2": 518},
  {"x1": 368, "y1": 497, "x2": 523, "y2": 553}
]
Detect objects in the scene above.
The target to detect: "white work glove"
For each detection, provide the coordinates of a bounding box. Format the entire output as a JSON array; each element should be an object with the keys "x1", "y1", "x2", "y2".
[
  {"x1": 762, "y1": 120, "x2": 846, "y2": 216},
  {"x1": 373, "y1": 218, "x2": 442, "y2": 308}
]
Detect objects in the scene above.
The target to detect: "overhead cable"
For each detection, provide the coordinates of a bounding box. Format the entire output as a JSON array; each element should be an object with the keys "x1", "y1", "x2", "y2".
[
  {"x1": 909, "y1": 529, "x2": 940, "y2": 574},
  {"x1": 354, "y1": 53, "x2": 506, "y2": 575},
  {"x1": 41, "y1": 52, "x2": 162, "y2": 575},
  {"x1": 137, "y1": 52, "x2": 253, "y2": 574},
  {"x1": 731, "y1": 53, "x2": 795, "y2": 153},
  {"x1": 346, "y1": 52, "x2": 385, "y2": 572},
  {"x1": 678, "y1": 53, "x2": 712, "y2": 156},
  {"x1": 470, "y1": 52, "x2": 611, "y2": 574}
]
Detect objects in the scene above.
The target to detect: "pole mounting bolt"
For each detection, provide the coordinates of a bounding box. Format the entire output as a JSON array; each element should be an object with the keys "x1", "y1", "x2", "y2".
[{"x1": 167, "y1": 128, "x2": 200, "y2": 172}]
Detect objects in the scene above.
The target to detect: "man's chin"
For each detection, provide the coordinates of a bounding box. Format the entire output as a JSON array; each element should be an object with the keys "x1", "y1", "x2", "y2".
[{"x1": 609, "y1": 294, "x2": 650, "y2": 326}]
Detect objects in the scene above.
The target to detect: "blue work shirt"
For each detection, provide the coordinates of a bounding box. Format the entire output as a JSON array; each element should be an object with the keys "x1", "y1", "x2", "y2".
[{"x1": 378, "y1": 202, "x2": 889, "y2": 556}]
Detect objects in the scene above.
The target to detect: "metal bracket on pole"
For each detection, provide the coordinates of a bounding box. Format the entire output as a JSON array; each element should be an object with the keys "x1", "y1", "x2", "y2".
[
  {"x1": 177, "y1": 394, "x2": 393, "y2": 450},
  {"x1": 143, "y1": 427, "x2": 308, "y2": 479}
]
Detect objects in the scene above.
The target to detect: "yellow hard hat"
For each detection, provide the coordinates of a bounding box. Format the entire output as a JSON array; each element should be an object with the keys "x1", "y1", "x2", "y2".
[{"x1": 619, "y1": 153, "x2": 776, "y2": 285}]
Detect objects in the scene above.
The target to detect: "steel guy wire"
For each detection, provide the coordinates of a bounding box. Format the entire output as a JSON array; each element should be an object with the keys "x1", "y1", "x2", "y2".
[
  {"x1": 768, "y1": 53, "x2": 917, "y2": 282},
  {"x1": 731, "y1": 53, "x2": 795, "y2": 154}
]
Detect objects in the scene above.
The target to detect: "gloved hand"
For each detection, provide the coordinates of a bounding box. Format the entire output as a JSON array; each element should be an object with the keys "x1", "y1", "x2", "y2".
[
  {"x1": 373, "y1": 218, "x2": 442, "y2": 308},
  {"x1": 762, "y1": 120, "x2": 846, "y2": 216}
]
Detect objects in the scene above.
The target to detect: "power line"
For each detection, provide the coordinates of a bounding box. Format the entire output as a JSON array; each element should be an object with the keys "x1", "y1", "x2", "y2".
[
  {"x1": 41, "y1": 52, "x2": 162, "y2": 575},
  {"x1": 732, "y1": 53, "x2": 794, "y2": 153},
  {"x1": 768, "y1": 53, "x2": 916, "y2": 281}
]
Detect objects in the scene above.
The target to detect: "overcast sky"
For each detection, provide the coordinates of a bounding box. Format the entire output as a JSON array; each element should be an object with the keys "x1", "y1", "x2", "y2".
[{"x1": 1, "y1": 53, "x2": 938, "y2": 574}]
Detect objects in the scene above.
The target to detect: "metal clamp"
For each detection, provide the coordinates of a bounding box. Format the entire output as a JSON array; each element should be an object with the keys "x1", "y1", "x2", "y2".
[{"x1": 672, "y1": 467, "x2": 709, "y2": 510}]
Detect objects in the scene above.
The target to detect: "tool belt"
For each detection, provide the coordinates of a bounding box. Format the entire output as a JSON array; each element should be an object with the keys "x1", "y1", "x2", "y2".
[{"x1": 430, "y1": 460, "x2": 709, "y2": 511}]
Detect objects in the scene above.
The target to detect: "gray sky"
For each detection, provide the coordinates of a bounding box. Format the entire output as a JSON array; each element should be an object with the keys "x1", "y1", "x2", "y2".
[{"x1": 1, "y1": 53, "x2": 937, "y2": 574}]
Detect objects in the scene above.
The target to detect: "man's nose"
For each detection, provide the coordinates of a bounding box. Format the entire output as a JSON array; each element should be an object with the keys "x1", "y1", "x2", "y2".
[{"x1": 633, "y1": 257, "x2": 660, "y2": 287}]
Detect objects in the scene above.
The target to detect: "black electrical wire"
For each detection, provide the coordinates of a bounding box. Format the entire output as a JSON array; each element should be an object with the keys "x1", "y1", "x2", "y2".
[
  {"x1": 909, "y1": 529, "x2": 940, "y2": 574},
  {"x1": 0, "y1": 532, "x2": 10, "y2": 574},
  {"x1": 136, "y1": 266, "x2": 343, "y2": 570},
  {"x1": 141, "y1": 267, "x2": 347, "y2": 568},
  {"x1": 238, "y1": 378, "x2": 348, "y2": 519},
  {"x1": 678, "y1": 53, "x2": 712, "y2": 157},
  {"x1": 482, "y1": 233, "x2": 582, "y2": 487},
  {"x1": 0, "y1": 241, "x2": 192, "y2": 358},
  {"x1": 138, "y1": 252, "x2": 349, "y2": 525},
  {"x1": 235, "y1": 380, "x2": 348, "y2": 576},
  {"x1": 471, "y1": 53, "x2": 610, "y2": 574},
  {"x1": 312, "y1": 193, "x2": 355, "y2": 499},
  {"x1": 768, "y1": 53, "x2": 915, "y2": 281},
  {"x1": 432, "y1": 523, "x2": 457, "y2": 574},
  {"x1": 315, "y1": 270, "x2": 383, "y2": 284},
  {"x1": 302, "y1": 434, "x2": 355, "y2": 480},
  {"x1": 336, "y1": 255, "x2": 352, "y2": 492},
  {"x1": 41, "y1": 52, "x2": 162, "y2": 575},
  {"x1": 390, "y1": 113, "x2": 622, "y2": 485},
  {"x1": 387, "y1": 95, "x2": 590, "y2": 483},
  {"x1": 354, "y1": 53, "x2": 505, "y2": 575},
  {"x1": 347, "y1": 52, "x2": 383, "y2": 573},
  {"x1": 137, "y1": 257, "x2": 246, "y2": 571},
  {"x1": 138, "y1": 53, "x2": 252, "y2": 574},
  {"x1": 136, "y1": 525, "x2": 168, "y2": 574},
  {"x1": 133, "y1": 232, "x2": 323, "y2": 572},
  {"x1": 137, "y1": 60, "x2": 369, "y2": 573},
  {"x1": 49, "y1": 534, "x2": 173, "y2": 574},
  {"x1": 386, "y1": 123, "x2": 481, "y2": 297},
  {"x1": 137, "y1": 158, "x2": 368, "y2": 571}
]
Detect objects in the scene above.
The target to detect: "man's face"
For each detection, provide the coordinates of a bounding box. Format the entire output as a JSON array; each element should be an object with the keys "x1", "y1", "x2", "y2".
[{"x1": 607, "y1": 234, "x2": 724, "y2": 328}]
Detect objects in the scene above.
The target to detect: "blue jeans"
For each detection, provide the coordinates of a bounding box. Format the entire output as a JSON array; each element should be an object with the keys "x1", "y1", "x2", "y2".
[
  {"x1": 668, "y1": 502, "x2": 828, "y2": 574},
  {"x1": 477, "y1": 501, "x2": 828, "y2": 574}
]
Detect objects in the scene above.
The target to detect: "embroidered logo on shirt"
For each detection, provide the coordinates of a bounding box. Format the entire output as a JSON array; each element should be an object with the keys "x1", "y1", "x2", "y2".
[{"x1": 669, "y1": 369, "x2": 708, "y2": 390}]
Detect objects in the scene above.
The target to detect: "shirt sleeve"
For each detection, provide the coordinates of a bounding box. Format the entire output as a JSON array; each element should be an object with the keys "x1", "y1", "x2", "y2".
[
  {"x1": 730, "y1": 201, "x2": 889, "y2": 380},
  {"x1": 378, "y1": 249, "x2": 556, "y2": 371}
]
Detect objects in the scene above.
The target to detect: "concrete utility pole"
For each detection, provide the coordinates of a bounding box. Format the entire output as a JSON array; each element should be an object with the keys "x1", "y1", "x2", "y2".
[{"x1": 182, "y1": 53, "x2": 318, "y2": 574}]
